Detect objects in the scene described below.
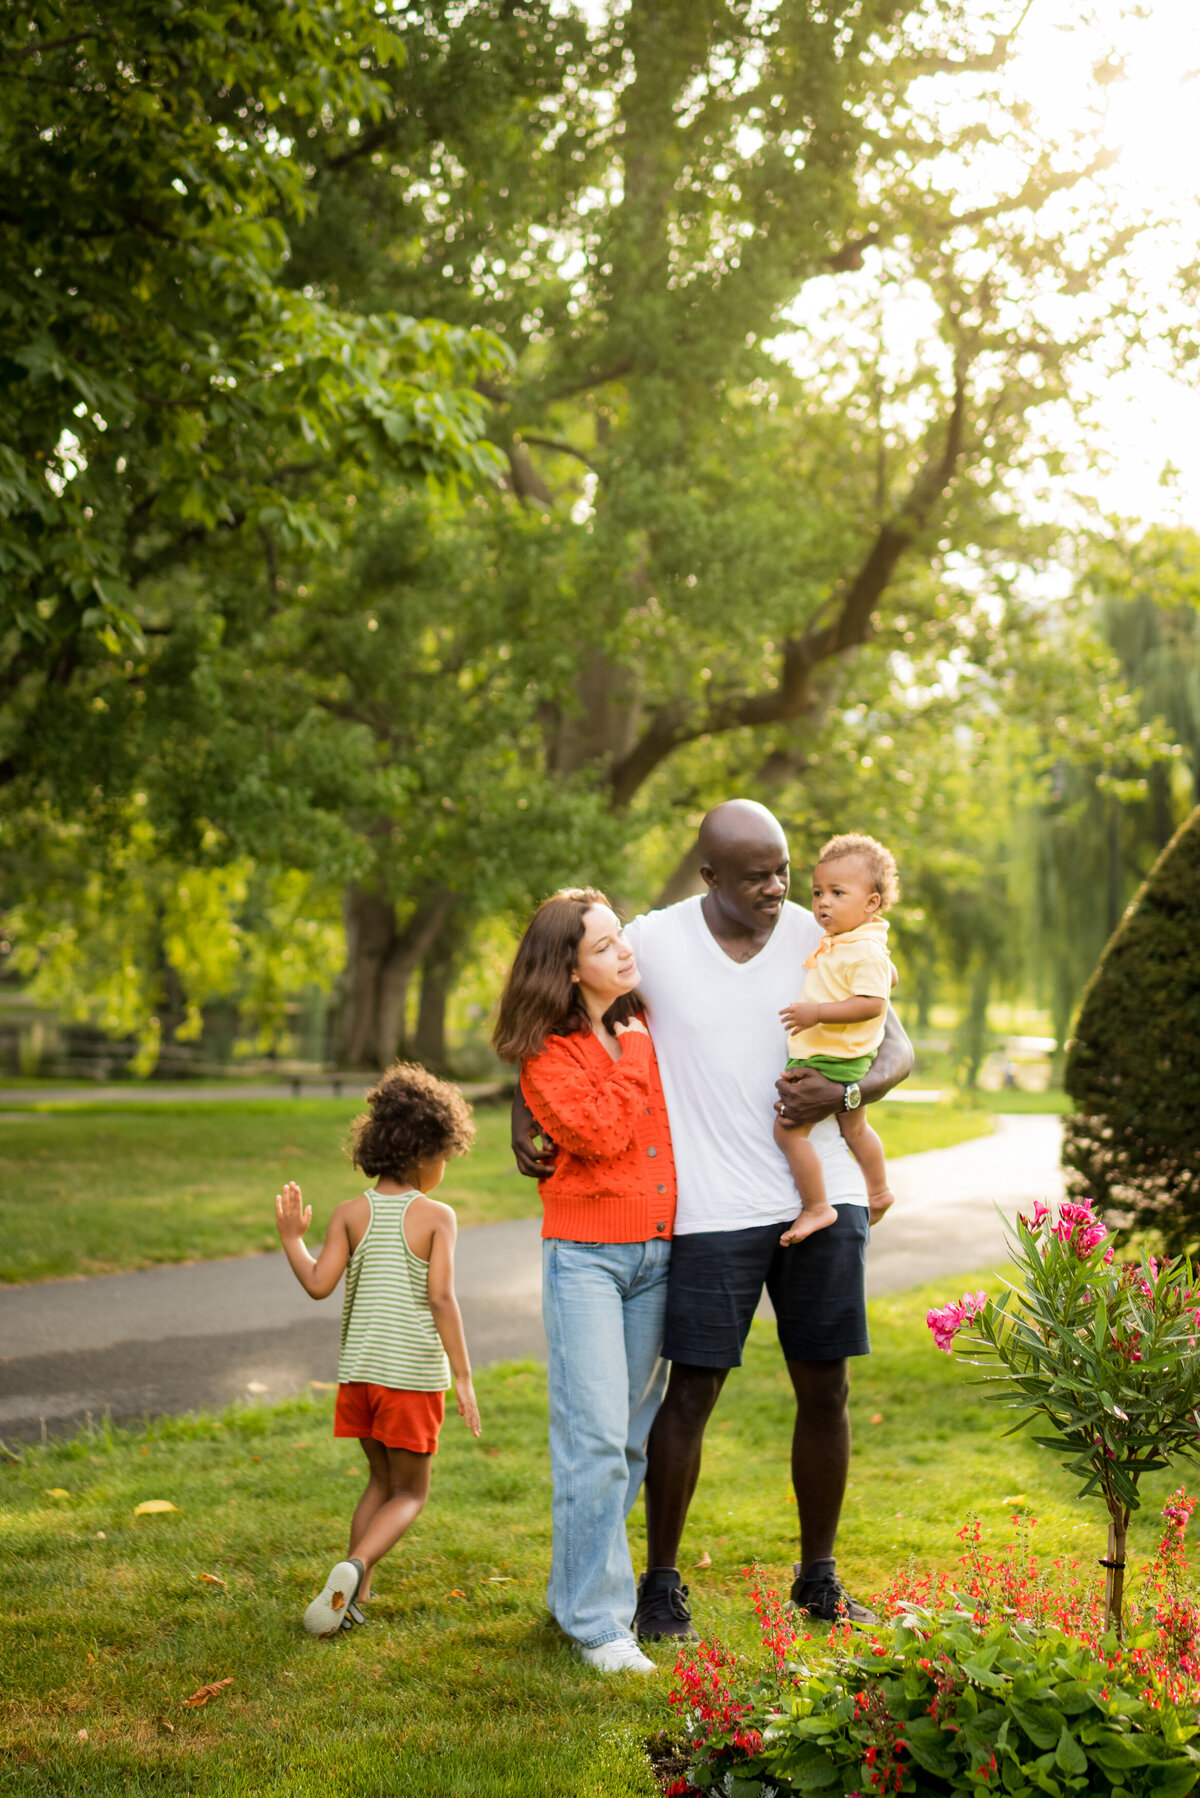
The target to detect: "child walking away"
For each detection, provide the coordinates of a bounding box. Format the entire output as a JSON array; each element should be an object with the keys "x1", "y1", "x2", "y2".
[
  {"x1": 273, "y1": 1062, "x2": 481, "y2": 1639},
  {"x1": 775, "y1": 834, "x2": 899, "y2": 1244}
]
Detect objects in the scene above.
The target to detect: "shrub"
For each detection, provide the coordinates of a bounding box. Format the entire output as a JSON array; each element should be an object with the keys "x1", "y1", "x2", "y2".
[
  {"x1": 928, "y1": 1198, "x2": 1200, "y2": 1632},
  {"x1": 1064, "y1": 805, "x2": 1200, "y2": 1254},
  {"x1": 662, "y1": 1506, "x2": 1200, "y2": 1798}
]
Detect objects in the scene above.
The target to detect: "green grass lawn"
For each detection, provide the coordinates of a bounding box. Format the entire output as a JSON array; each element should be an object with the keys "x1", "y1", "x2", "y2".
[
  {"x1": 1, "y1": 1267, "x2": 1185, "y2": 1796},
  {"x1": 0, "y1": 1098, "x2": 994, "y2": 1286}
]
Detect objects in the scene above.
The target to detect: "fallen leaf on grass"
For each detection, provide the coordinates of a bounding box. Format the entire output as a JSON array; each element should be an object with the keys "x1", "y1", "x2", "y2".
[
  {"x1": 86, "y1": 1652, "x2": 95, "y2": 1664},
  {"x1": 44, "y1": 1488, "x2": 71, "y2": 1499},
  {"x1": 140, "y1": 1446, "x2": 149, "y2": 1456},
  {"x1": 308, "y1": 1380, "x2": 336, "y2": 1391},
  {"x1": 486, "y1": 1576, "x2": 513, "y2": 1583},
  {"x1": 870, "y1": 1413, "x2": 884, "y2": 1425},
  {"x1": 134, "y1": 1500, "x2": 179, "y2": 1516},
  {"x1": 182, "y1": 1678, "x2": 234, "y2": 1709},
  {"x1": 96, "y1": 1531, "x2": 106, "y2": 1539},
  {"x1": 246, "y1": 1382, "x2": 268, "y2": 1395},
  {"x1": 291, "y1": 1441, "x2": 310, "y2": 1450},
  {"x1": 156, "y1": 1715, "x2": 176, "y2": 1734},
  {"x1": 198, "y1": 1573, "x2": 226, "y2": 1588},
  {"x1": 76, "y1": 1729, "x2": 88, "y2": 1742},
  {"x1": 693, "y1": 1550, "x2": 713, "y2": 1570},
  {"x1": 448, "y1": 1589, "x2": 466, "y2": 1598}
]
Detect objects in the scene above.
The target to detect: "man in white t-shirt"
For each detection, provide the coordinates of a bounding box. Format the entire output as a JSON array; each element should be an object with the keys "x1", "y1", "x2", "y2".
[{"x1": 512, "y1": 800, "x2": 913, "y2": 1638}]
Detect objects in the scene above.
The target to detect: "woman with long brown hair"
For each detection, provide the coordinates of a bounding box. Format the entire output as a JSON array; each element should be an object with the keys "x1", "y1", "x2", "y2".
[{"x1": 494, "y1": 888, "x2": 676, "y2": 1674}]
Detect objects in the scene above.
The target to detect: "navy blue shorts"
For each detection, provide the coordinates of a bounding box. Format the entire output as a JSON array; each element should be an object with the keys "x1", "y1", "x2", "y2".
[{"x1": 662, "y1": 1205, "x2": 871, "y2": 1368}]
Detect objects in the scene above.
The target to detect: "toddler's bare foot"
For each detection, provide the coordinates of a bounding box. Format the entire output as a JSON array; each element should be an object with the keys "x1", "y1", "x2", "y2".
[
  {"x1": 868, "y1": 1188, "x2": 895, "y2": 1227},
  {"x1": 780, "y1": 1203, "x2": 837, "y2": 1246}
]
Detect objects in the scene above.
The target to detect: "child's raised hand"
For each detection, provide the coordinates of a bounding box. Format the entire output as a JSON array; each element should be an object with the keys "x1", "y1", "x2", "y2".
[
  {"x1": 457, "y1": 1378, "x2": 482, "y2": 1439},
  {"x1": 275, "y1": 1181, "x2": 311, "y2": 1243},
  {"x1": 780, "y1": 1000, "x2": 820, "y2": 1033}
]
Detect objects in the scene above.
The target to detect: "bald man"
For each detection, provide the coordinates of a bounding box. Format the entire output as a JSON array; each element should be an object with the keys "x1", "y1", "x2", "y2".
[{"x1": 512, "y1": 800, "x2": 913, "y2": 1637}]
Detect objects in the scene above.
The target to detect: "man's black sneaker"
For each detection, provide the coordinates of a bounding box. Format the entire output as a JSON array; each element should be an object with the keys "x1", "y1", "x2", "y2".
[
  {"x1": 788, "y1": 1561, "x2": 877, "y2": 1626},
  {"x1": 634, "y1": 1568, "x2": 699, "y2": 1642}
]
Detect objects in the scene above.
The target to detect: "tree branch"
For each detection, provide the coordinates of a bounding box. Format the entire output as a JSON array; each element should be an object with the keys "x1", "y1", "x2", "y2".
[
  {"x1": 826, "y1": 151, "x2": 1117, "y2": 273},
  {"x1": 1, "y1": 30, "x2": 102, "y2": 63},
  {"x1": 607, "y1": 355, "x2": 970, "y2": 807},
  {"x1": 517, "y1": 434, "x2": 596, "y2": 470}
]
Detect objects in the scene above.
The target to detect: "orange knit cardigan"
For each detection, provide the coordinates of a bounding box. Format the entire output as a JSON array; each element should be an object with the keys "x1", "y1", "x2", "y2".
[{"x1": 521, "y1": 1026, "x2": 677, "y2": 1243}]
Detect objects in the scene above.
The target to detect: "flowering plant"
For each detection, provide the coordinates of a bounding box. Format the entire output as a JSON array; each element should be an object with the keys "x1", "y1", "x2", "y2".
[
  {"x1": 662, "y1": 1503, "x2": 1200, "y2": 1798},
  {"x1": 927, "y1": 1197, "x2": 1200, "y2": 1631}
]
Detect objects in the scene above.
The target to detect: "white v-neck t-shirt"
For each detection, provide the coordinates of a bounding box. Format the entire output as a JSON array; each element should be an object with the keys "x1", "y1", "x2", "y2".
[{"x1": 623, "y1": 896, "x2": 869, "y2": 1234}]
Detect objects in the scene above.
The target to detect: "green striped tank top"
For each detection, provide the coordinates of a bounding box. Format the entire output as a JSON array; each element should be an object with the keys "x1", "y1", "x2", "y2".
[{"x1": 337, "y1": 1189, "x2": 451, "y2": 1392}]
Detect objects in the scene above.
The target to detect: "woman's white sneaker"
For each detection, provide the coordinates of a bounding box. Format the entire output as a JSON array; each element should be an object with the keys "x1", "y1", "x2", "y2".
[{"x1": 576, "y1": 1636, "x2": 656, "y2": 1674}]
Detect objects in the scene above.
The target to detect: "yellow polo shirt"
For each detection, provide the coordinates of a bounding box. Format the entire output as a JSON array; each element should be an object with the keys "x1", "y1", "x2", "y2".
[{"x1": 786, "y1": 919, "x2": 893, "y2": 1062}]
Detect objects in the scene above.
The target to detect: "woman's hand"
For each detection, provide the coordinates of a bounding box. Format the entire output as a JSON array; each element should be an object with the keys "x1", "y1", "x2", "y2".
[{"x1": 613, "y1": 1016, "x2": 649, "y2": 1037}]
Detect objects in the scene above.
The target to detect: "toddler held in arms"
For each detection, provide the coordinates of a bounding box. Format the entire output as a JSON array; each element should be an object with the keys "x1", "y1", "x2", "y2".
[
  {"x1": 775, "y1": 833, "x2": 899, "y2": 1245},
  {"x1": 273, "y1": 1062, "x2": 481, "y2": 1639}
]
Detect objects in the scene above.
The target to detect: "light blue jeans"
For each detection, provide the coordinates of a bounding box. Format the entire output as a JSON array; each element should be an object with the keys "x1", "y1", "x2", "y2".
[{"x1": 542, "y1": 1236, "x2": 671, "y2": 1648}]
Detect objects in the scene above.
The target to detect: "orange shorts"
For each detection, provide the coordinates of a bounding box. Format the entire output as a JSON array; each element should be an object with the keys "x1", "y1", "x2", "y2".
[{"x1": 334, "y1": 1382, "x2": 445, "y2": 1455}]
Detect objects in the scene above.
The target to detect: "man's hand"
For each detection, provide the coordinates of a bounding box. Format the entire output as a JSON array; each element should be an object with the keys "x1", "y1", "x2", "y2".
[
  {"x1": 512, "y1": 1084, "x2": 558, "y2": 1179},
  {"x1": 775, "y1": 1066, "x2": 842, "y2": 1129},
  {"x1": 275, "y1": 1180, "x2": 311, "y2": 1243},
  {"x1": 780, "y1": 999, "x2": 820, "y2": 1033}
]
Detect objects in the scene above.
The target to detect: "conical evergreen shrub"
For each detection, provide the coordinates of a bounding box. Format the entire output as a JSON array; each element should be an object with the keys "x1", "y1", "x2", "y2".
[{"x1": 1064, "y1": 804, "x2": 1200, "y2": 1252}]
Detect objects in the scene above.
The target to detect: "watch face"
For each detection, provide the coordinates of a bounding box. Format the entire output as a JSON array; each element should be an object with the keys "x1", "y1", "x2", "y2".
[{"x1": 845, "y1": 1083, "x2": 861, "y2": 1110}]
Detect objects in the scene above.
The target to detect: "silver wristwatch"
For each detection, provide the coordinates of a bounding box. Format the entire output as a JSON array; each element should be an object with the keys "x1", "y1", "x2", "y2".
[{"x1": 842, "y1": 1081, "x2": 862, "y2": 1112}]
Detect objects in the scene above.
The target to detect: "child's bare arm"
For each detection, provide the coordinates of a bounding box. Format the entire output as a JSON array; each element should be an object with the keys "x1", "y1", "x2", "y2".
[
  {"x1": 274, "y1": 1182, "x2": 355, "y2": 1299},
  {"x1": 780, "y1": 994, "x2": 886, "y2": 1032},
  {"x1": 425, "y1": 1207, "x2": 481, "y2": 1438}
]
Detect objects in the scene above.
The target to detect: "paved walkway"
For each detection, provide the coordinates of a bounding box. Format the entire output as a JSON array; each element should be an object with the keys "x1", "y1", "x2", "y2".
[
  {"x1": 0, "y1": 1115, "x2": 1062, "y2": 1443},
  {"x1": 0, "y1": 1079, "x2": 503, "y2": 1108}
]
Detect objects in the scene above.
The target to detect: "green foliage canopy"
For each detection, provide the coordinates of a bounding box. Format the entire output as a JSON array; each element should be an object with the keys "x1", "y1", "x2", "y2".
[{"x1": 0, "y1": 0, "x2": 506, "y2": 690}]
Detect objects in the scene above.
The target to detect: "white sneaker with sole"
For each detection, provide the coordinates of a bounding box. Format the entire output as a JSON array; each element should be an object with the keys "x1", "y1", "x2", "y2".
[
  {"x1": 303, "y1": 1558, "x2": 363, "y2": 1639},
  {"x1": 576, "y1": 1636, "x2": 656, "y2": 1674}
]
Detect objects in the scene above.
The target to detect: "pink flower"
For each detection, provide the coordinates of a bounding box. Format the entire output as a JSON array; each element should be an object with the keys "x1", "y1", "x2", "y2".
[
  {"x1": 927, "y1": 1289, "x2": 988, "y2": 1354},
  {"x1": 1019, "y1": 1201, "x2": 1052, "y2": 1231},
  {"x1": 1077, "y1": 1222, "x2": 1108, "y2": 1258}
]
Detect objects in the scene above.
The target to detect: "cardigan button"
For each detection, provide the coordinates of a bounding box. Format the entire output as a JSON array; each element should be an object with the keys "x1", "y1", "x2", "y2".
[
  {"x1": 657, "y1": 1183, "x2": 666, "y2": 1193},
  {"x1": 656, "y1": 1222, "x2": 665, "y2": 1233},
  {"x1": 647, "y1": 1146, "x2": 657, "y2": 1157}
]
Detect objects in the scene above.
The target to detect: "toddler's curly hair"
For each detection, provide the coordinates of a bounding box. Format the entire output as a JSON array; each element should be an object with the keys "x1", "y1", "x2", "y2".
[
  {"x1": 349, "y1": 1061, "x2": 476, "y2": 1181},
  {"x1": 817, "y1": 832, "x2": 901, "y2": 911}
]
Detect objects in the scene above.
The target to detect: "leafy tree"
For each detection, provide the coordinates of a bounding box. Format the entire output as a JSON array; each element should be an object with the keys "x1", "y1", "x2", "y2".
[
  {"x1": 1064, "y1": 805, "x2": 1200, "y2": 1253},
  {"x1": 6, "y1": 1, "x2": 1189, "y2": 1070},
  {"x1": 0, "y1": 0, "x2": 504, "y2": 717},
  {"x1": 276, "y1": 0, "x2": 1168, "y2": 1049}
]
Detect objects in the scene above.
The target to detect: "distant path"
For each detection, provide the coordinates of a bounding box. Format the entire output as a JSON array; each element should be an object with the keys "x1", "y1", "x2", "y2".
[
  {"x1": 0, "y1": 1078, "x2": 504, "y2": 1107},
  {"x1": 0, "y1": 1116, "x2": 1062, "y2": 1443}
]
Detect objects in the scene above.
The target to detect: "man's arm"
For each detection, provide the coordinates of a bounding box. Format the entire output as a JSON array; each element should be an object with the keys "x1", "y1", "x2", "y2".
[
  {"x1": 775, "y1": 1005, "x2": 913, "y2": 1129},
  {"x1": 511, "y1": 1082, "x2": 558, "y2": 1179}
]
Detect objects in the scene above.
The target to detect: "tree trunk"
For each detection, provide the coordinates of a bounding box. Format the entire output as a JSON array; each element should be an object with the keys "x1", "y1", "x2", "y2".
[
  {"x1": 334, "y1": 885, "x2": 450, "y2": 1069},
  {"x1": 413, "y1": 910, "x2": 468, "y2": 1073},
  {"x1": 653, "y1": 840, "x2": 706, "y2": 908},
  {"x1": 1104, "y1": 1505, "x2": 1129, "y2": 1638}
]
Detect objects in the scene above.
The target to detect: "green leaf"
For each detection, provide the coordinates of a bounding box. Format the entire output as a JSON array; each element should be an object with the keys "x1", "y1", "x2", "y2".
[{"x1": 1054, "y1": 1724, "x2": 1088, "y2": 1777}]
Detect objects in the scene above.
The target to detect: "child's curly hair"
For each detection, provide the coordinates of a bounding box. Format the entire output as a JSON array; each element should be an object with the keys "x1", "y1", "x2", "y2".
[
  {"x1": 817, "y1": 832, "x2": 901, "y2": 911},
  {"x1": 349, "y1": 1061, "x2": 476, "y2": 1181}
]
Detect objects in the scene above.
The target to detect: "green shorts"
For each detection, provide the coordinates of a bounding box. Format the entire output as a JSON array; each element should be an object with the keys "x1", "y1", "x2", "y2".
[{"x1": 784, "y1": 1052, "x2": 875, "y2": 1084}]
